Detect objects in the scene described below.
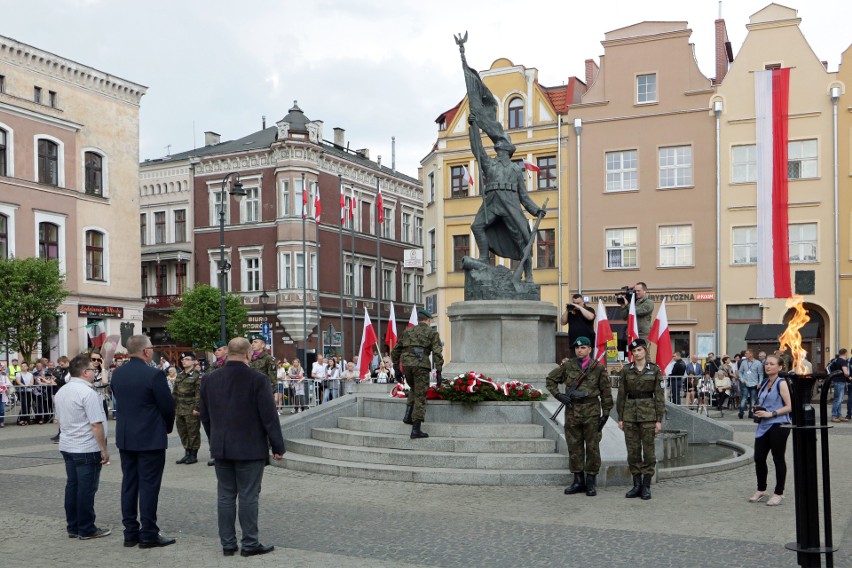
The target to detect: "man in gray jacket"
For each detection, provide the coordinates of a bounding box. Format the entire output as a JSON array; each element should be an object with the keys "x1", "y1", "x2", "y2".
[{"x1": 618, "y1": 282, "x2": 654, "y2": 340}]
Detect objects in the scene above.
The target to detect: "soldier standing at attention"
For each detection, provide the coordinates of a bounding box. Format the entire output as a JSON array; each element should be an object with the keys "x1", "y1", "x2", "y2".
[
  {"x1": 546, "y1": 336, "x2": 613, "y2": 496},
  {"x1": 248, "y1": 335, "x2": 276, "y2": 392},
  {"x1": 174, "y1": 352, "x2": 202, "y2": 465},
  {"x1": 391, "y1": 309, "x2": 443, "y2": 439},
  {"x1": 617, "y1": 338, "x2": 665, "y2": 500},
  {"x1": 206, "y1": 341, "x2": 228, "y2": 467}
]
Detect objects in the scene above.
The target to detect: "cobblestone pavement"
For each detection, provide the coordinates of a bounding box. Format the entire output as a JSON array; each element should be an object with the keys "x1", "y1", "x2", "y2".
[{"x1": 2, "y1": 410, "x2": 851, "y2": 567}]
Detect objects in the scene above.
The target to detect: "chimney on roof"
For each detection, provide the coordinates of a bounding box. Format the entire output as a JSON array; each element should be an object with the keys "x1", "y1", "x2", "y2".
[
  {"x1": 377, "y1": 155, "x2": 382, "y2": 168},
  {"x1": 333, "y1": 127, "x2": 345, "y2": 148},
  {"x1": 204, "y1": 131, "x2": 221, "y2": 146},
  {"x1": 584, "y1": 59, "x2": 599, "y2": 87},
  {"x1": 262, "y1": 115, "x2": 266, "y2": 129},
  {"x1": 356, "y1": 148, "x2": 370, "y2": 160},
  {"x1": 714, "y1": 18, "x2": 732, "y2": 85}
]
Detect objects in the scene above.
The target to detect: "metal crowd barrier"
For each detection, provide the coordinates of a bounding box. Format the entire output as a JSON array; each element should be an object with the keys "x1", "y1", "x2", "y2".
[{"x1": 275, "y1": 378, "x2": 356, "y2": 414}]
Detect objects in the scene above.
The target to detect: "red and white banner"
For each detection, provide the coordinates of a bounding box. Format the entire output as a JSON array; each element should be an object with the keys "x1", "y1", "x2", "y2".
[
  {"x1": 522, "y1": 158, "x2": 540, "y2": 173},
  {"x1": 407, "y1": 305, "x2": 417, "y2": 328},
  {"x1": 377, "y1": 185, "x2": 384, "y2": 224},
  {"x1": 593, "y1": 300, "x2": 613, "y2": 363},
  {"x1": 754, "y1": 68, "x2": 792, "y2": 299},
  {"x1": 313, "y1": 183, "x2": 321, "y2": 223},
  {"x1": 627, "y1": 295, "x2": 639, "y2": 346},
  {"x1": 301, "y1": 181, "x2": 309, "y2": 219},
  {"x1": 385, "y1": 302, "x2": 398, "y2": 351},
  {"x1": 87, "y1": 320, "x2": 106, "y2": 349},
  {"x1": 357, "y1": 308, "x2": 378, "y2": 380},
  {"x1": 349, "y1": 186, "x2": 356, "y2": 221},
  {"x1": 462, "y1": 165, "x2": 474, "y2": 188},
  {"x1": 648, "y1": 299, "x2": 674, "y2": 374},
  {"x1": 339, "y1": 184, "x2": 346, "y2": 225}
]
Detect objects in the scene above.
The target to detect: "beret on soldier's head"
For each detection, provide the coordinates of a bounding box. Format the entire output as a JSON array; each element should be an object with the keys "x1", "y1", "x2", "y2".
[
  {"x1": 213, "y1": 341, "x2": 227, "y2": 349},
  {"x1": 417, "y1": 308, "x2": 434, "y2": 320},
  {"x1": 180, "y1": 352, "x2": 197, "y2": 360},
  {"x1": 628, "y1": 338, "x2": 647, "y2": 351},
  {"x1": 572, "y1": 336, "x2": 592, "y2": 347},
  {"x1": 249, "y1": 333, "x2": 266, "y2": 344}
]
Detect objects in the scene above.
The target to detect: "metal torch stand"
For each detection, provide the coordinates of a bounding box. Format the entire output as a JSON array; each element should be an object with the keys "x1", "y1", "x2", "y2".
[{"x1": 784, "y1": 373, "x2": 838, "y2": 567}]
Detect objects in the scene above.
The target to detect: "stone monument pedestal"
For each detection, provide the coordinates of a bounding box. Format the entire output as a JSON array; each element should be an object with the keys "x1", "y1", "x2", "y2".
[{"x1": 442, "y1": 300, "x2": 558, "y2": 387}]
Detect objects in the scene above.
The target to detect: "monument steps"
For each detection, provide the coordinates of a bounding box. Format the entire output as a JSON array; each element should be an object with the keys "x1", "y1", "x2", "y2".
[
  {"x1": 336, "y1": 416, "x2": 545, "y2": 439},
  {"x1": 311, "y1": 426, "x2": 555, "y2": 453}
]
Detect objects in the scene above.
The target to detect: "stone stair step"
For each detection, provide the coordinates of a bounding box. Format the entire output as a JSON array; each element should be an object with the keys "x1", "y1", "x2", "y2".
[
  {"x1": 361, "y1": 398, "x2": 535, "y2": 423},
  {"x1": 281, "y1": 453, "x2": 573, "y2": 486},
  {"x1": 337, "y1": 417, "x2": 545, "y2": 439},
  {"x1": 311, "y1": 427, "x2": 556, "y2": 454},
  {"x1": 287, "y1": 438, "x2": 568, "y2": 470}
]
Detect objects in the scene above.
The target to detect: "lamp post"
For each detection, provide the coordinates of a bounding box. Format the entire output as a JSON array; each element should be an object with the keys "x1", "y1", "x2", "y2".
[
  {"x1": 260, "y1": 290, "x2": 270, "y2": 357},
  {"x1": 218, "y1": 172, "x2": 246, "y2": 344}
]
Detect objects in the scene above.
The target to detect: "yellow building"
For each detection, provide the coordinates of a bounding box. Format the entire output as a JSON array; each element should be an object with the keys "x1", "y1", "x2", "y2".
[
  {"x1": 836, "y1": 46, "x2": 851, "y2": 350},
  {"x1": 421, "y1": 58, "x2": 583, "y2": 359},
  {"x1": 714, "y1": 4, "x2": 838, "y2": 366}
]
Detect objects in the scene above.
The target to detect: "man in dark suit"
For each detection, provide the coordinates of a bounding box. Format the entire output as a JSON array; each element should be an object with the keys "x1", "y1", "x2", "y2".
[
  {"x1": 201, "y1": 337, "x2": 285, "y2": 558},
  {"x1": 110, "y1": 335, "x2": 176, "y2": 548}
]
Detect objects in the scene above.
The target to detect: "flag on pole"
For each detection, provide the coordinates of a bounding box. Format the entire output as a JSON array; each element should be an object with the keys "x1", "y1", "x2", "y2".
[
  {"x1": 314, "y1": 183, "x2": 321, "y2": 223},
  {"x1": 754, "y1": 68, "x2": 792, "y2": 299},
  {"x1": 86, "y1": 320, "x2": 107, "y2": 349},
  {"x1": 385, "y1": 302, "x2": 398, "y2": 351},
  {"x1": 626, "y1": 294, "x2": 639, "y2": 360},
  {"x1": 408, "y1": 305, "x2": 417, "y2": 328},
  {"x1": 301, "y1": 180, "x2": 309, "y2": 219},
  {"x1": 340, "y1": 184, "x2": 346, "y2": 225},
  {"x1": 522, "y1": 158, "x2": 541, "y2": 173},
  {"x1": 593, "y1": 300, "x2": 613, "y2": 363},
  {"x1": 377, "y1": 185, "x2": 384, "y2": 224},
  {"x1": 357, "y1": 308, "x2": 378, "y2": 380},
  {"x1": 648, "y1": 299, "x2": 674, "y2": 374},
  {"x1": 461, "y1": 165, "x2": 474, "y2": 189},
  {"x1": 349, "y1": 186, "x2": 356, "y2": 221}
]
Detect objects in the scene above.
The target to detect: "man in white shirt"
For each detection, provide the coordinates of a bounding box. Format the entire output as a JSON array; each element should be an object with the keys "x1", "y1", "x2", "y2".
[
  {"x1": 311, "y1": 355, "x2": 328, "y2": 404},
  {"x1": 54, "y1": 355, "x2": 110, "y2": 540}
]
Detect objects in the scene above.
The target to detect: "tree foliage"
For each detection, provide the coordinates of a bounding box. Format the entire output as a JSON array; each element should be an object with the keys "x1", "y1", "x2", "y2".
[
  {"x1": 0, "y1": 257, "x2": 69, "y2": 364},
  {"x1": 166, "y1": 284, "x2": 248, "y2": 350}
]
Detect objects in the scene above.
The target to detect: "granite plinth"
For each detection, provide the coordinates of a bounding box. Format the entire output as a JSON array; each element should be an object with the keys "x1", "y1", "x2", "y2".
[{"x1": 462, "y1": 257, "x2": 540, "y2": 301}]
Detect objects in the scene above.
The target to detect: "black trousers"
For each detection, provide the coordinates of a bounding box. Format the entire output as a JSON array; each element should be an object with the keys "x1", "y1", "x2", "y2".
[
  {"x1": 119, "y1": 449, "x2": 166, "y2": 542},
  {"x1": 754, "y1": 424, "x2": 791, "y2": 495}
]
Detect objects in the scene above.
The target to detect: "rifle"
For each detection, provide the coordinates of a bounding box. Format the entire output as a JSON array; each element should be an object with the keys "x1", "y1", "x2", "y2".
[
  {"x1": 513, "y1": 197, "x2": 549, "y2": 281},
  {"x1": 548, "y1": 360, "x2": 597, "y2": 422}
]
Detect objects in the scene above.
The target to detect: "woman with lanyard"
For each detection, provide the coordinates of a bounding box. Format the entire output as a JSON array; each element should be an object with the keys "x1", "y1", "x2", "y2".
[{"x1": 748, "y1": 353, "x2": 792, "y2": 507}]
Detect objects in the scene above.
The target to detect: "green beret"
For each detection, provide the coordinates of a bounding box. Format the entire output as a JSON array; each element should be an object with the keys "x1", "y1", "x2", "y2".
[
  {"x1": 249, "y1": 333, "x2": 266, "y2": 343},
  {"x1": 417, "y1": 308, "x2": 434, "y2": 320},
  {"x1": 572, "y1": 336, "x2": 591, "y2": 347},
  {"x1": 629, "y1": 338, "x2": 647, "y2": 351},
  {"x1": 213, "y1": 341, "x2": 227, "y2": 349}
]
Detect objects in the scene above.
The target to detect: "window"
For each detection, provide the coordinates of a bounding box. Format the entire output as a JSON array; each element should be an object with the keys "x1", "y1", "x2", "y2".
[
  {"x1": 383, "y1": 268, "x2": 394, "y2": 300},
  {"x1": 174, "y1": 210, "x2": 186, "y2": 243},
  {"x1": 382, "y1": 208, "x2": 393, "y2": 238},
  {"x1": 732, "y1": 226, "x2": 757, "y2": 265},
  {"x1": 154, "y1": 212, "x2": 166, "y2": 244},
  {"x1": 84, "y1": 152, "x2": 103, "y2": 195},
  {"x1": 280, "y1": 253, "x2": 292, "y2": 288},
  {"x1": 140, "y1": 213, "x2": 147, "y2": 245},
  {"x1": 38, "y1": 139, "x2": 59, "y2": 186},
  {"x1": 732, "y1": 145, "x2": 757, "y2": 183},
  {"x1": 243, "y1": 256, "x2": 261, "y2": 292},
  {"x1": 537, "y1": 156, "x2": 556, "y2": 189},
  {"x1": 344, "y1": 196, "x2": 355, "y2": 230},
  {"x1": 294, "y1": 178, "x2": 308, "y2": 218},
  {"x1": 34, "y1": 86, "x2": 42, "y2": 104},
  {"x1": 453, "y1": 235, "x2": 469, "y2": 272},
  {"x1": 415, "y1": 274, "x2": 423, "y2": 304},
  {"x1": 428, "y1": 229, "x2": 437, "y2": 274},
  {"x1": 141, "y1": 266, "x2": 148, "y2": 297},
  {"x1": 39, "y1": 222, "x2": 59, "y2": 260},
  {"x1": 176, "y1": 261, "x2": 187, "y2": 294},
  {"x1": 428, "y1": 172, "x2": 435, "y2": 203},
  {"x1": 243, "y1": 187, "x2": 260, "y2": 222},
  {"x1": 450, "y1": 166, "x2": 468, "y2": 198},
  {"x1": 0, "y1": 128, "x2": 6, "y2": 177},
  {"x1": 211, "y1": 189, "x2": 229, "y2": 225},
  {"x1": 536, "y1": 228, "x2": 555, "y2": 268},
  {"x1": 279, "y1": 180, "x2": 290, "y2": 217},
  {"x1": 156, "y1": 263, "x2": 167, "y2": 295},
  {"x1": 402, "y1": 272, "x2": 412, "y2": 302},
  {"x1": 310, "y1": 253, "x2": 317, "y2": 290},
  {"x1": 659, "y1": 225, "x2": 693, "y2": 267},
  {"x1": 344, "y1": 261, "x2": 354, "y2": 295},
  {"x1": 636, "y1": 74, "x2": 657, "y2": 103},
  {"x1": 605, "y1": 228, "x2": 638, "y2": 269},
  {"x1": 295, "y1": 252, "x2": 315, "y2": 288},
  {"x1": 659, "y1": 145, "x2": 692, "y2": 188},
  {"x1": 788, "y1": 139, "x2": 818, "y2": 179},
  {"x1": 508, "y1": 97, "x2": 524, "y2": 129},
  {"x1": 414, "y1": 216, "x2": 424, "y2": 246},
  {"x1": 0, "y1": 75, "x2": 5, "y2": 92},
  {"x1": 49, "y1": 91, "x2": 57, "y2": 107},
  {"x1": 210, "y1": 251, "x2": 232, "y2": 291},
  {"x1": 85, "y1": 230, "x2": 105, "y2": 281},
  {"x1": 0, "y1": 214, "x2": 7, "y2": 259},
  {"x1": 789, "y1": 223, "x2": 817, "y2": 263},
  {"x1": 605, "y1": 150, "x2": 638, "y2": 192},
  {"x1": 402, "y1": 212, "x2": 411, "y2": 243}
]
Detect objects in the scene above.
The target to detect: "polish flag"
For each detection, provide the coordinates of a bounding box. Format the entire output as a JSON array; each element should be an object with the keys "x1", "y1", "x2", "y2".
[
  {"x1": 377, "y1": 185, "x2": 384, "y2": 224},
  {"x1": 626, "y1": 294, "x2": 639, "y2": 360},
  {"x1": 648, "y1": 299, "x2": 674, "y2": 374},
  {"x1": 339, "y1": 184, "x2": 346, "y2": 225},
  {"x1": 301, "y1": 181, "x2": 309, "y2": 219},
  {"x1": 407, "y1": 305, "x2": 418, "y2": 328},
  {"x1": 462, "y1": 165, "x2": 474, "y2": 188},
  {"x1": 313, "y1": 183, "x2": 321, "y2": 223},
  {"x1": 357, "y1": 308, "x2": 378, "y2": 380},
  {"x1": 522, "y1": 159, "x2": 540, "y2": 173},
  {"x1": 755, "y1": 68, "x2": 792, "y2": 298},
  {"x1": 87, "y1": 320, "x2": 107, "y2": 349},
  {"x1": 593, "y1": 300, "x2": 613, "y2": 364},
  {"x1": 385, "y1": 302, "x2": 398, "y2": 351},
  {"x1": 349, "y1": 186, "x2": 356, "y2": 221}
]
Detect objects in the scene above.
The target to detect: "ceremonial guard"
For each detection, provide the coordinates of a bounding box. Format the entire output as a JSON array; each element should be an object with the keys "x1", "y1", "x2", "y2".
[
  {"x1": 248, "y1": 335, "x2": 276, "y2": 391},
  {"x1": 173, "y1": 352, "x2": 202, "y2": 464},
  {"x1": 205, "y1": 340, "x2": 228, "y2": 467},
  {"x1": 546, "y1": 337, "x2": 613, "y2": 496},
  {"x1": 391, "y1": 309, "x2": 443, "y2": 439},
  {"x1": 616, "y1": 339, "x2": 665, "y2": 500}
]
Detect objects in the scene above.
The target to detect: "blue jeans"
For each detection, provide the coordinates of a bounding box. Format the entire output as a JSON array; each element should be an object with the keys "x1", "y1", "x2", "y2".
[
  {"x1": 740, "y1": 386, "x2": 758, "y2": 415},
  {"x1": 61, "y1": 451, "x2": 103, "y2": 537},
  {"x1": 832, "y1": 380, "x2": 846, "y2": 418},
  {"x1": 215, "y1": 459, "x2": 266, "y2": 550},
  {"x1": 322, "y1": 383, "x2": 339, "y2": 402}
]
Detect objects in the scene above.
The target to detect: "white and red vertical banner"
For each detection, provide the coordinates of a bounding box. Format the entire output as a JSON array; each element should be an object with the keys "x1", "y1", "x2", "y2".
[
  {"x1": 301, "y1": 181, "x2": 309, "y2": 219},
  {"x1": 313, "y1": 183, "x2": 321, "y2": 223},
  {"x1": 407, "y1": 305, "x2": 417, "y2": 328},
  {"x1": 339, "y1": 184, "x2": 346, "y2": 225},
  {"x1": 462, "y1": 165, "x2": 474, "y2": 189},
  {"x1": 754, "y1": 68, "x2": 792, "y2": 299},
  {"x1": 385, "y1": 302, "x2": 398, "y2": 351},
  {"x1": 349, "y1": 186, "x2": 356, "y2": 221},
  {"x1": 593, "y1": 300, "x2": 613, "y2": 364},
  {"x1": 87, "y1": 320, "x2": 106, "y2": 349},
  {"x1": 377, "y1": 185, "x2": 384, "y2": 224},
  {"x1": 626, "y1": 294, "x2": 639, "y2": 361},
  {"x1": 357, "y1": 308, "x2": 378, "y2": 380},
  {"x1": 648, "y1": 299, "x2": 674, "y2": 375}
]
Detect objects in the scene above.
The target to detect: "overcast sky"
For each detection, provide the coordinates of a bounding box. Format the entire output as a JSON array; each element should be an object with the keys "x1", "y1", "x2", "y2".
[{"x1": 2, "y1": 0, "x2": 848, "y2": 177}]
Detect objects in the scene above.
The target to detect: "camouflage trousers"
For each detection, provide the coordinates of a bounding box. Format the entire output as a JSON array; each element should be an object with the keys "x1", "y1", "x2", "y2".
[
  {"x1": 623, "y1": 421, "x2": 657, "y2": 475},
  {"x1": 176, "y1": 414, "x2": 201, "y2": 450},
  {"x1": 406, "y1": 368, "x2": 431, "y2": 422},
  {"x1": 564, "y1": 417, "x2": 602, "y2": 474}
]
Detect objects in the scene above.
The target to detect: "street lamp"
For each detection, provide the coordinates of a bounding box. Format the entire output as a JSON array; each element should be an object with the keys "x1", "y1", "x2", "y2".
[
  {"x1": 218, "y1": 172, "x2": 246, "y2": 343},
  {"x1": 260, "y1": 289, "x2": 270, "y2": 357}
]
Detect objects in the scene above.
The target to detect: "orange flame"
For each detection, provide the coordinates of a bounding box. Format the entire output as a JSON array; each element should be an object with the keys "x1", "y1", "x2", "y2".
[{"x1": 778, "y1": 296, "x2": 810, "y2": 374}]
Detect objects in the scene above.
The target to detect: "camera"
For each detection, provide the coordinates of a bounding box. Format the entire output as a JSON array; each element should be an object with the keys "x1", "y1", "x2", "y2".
[
  {"x1": 616, "y1": 286, "x2": 635, "y2": 305},
  {"x1": 753, "y1": 405, "x2": 766, "y2": 424},
  {"x1": 566, "y1": 303, "x2": 577, "y2": 313}
]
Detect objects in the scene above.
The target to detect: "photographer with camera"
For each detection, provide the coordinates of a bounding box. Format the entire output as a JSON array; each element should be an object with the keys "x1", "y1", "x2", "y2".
[
  {"x1": 561, "y1": 294, "x2": 596, "y2": 354},
  {"x1": 616, "y1": 282, "x2": 654, "y2": 340},
  {"x1": 748, "y1": 354, "x2": 791, "y2": 507}
]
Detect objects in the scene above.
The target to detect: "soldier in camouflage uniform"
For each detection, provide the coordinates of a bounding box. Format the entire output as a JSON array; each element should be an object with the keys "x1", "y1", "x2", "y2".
[
  {"x1": 205, "y1": 341, "x2": 229, "y2": 466},
  {"x1": 391, "y1": 308, "x2": 443, "y2": 439},
  {"x1": 248, "y1": 334, "x2": 276, "y2": 392},
  {"x1": 617, "y1": 338, "x2": 665, "y2": 500},
  {"x1": 546, "y1": 336, "x2": 613, "y2": 497},
  {"x1": 173, "y1": 352, "x2": 203, "y2": 464}
]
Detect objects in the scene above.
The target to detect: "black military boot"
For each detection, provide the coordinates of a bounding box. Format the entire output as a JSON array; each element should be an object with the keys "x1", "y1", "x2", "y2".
[
  {"x1": 207, "y1": 459, "x2": 216, "y2": 466},
  {"x1": 185, "y1": 449, "x2": 198, "y2": 464},
  {"x1": 625, "y1": 475, "x2": 642, "y2": 498},
  {"x1": 402, "y1": 405, "x2": 414, "y2": 425},
  {"x1": 176, "y1": 450, "x2": 190, "y2": 465},
  {"x1": 640, "y1": 474, "x2": 653, "y2": 500},
  {"x1": 585, "y1": 474, "x2": 597, "y2": 497},
  {"x1": 410, "y1": 421, "x2": 429, "y2": 439},
  {"x1": 564, "y1": 473, "x2": 586, "y2": 495}
]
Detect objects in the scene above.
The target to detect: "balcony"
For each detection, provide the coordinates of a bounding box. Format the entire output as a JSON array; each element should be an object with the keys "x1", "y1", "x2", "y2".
[{"x1": 144, "y1": 294, "x2": 182, "y2": 309}]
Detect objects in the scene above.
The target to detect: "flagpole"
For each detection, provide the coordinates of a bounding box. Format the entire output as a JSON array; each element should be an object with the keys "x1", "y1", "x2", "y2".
[
  {"x1": 313, "y1": 180, "x2": 321, "y2": 358},
  {"x1": 301, "y1": 172, "x2": 307, "y2": 372},
  {"x1": 375, "y1": 177, "x2": 382, "y2": 358},
  {"x1": 338, "y1": 174, "x2": 344, "y2": 361},
  {"x1": 350, "y1": 187, "x2": 356, "y2": 360}
]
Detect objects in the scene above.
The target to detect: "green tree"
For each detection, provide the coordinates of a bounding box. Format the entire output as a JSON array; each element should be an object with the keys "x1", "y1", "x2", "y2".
[
  {"x1": 166, "y1": 284, "x2": 248, "y2": 350},
  {"x1": 0, "y1": 257, "x2": 69, "y2": 364}
]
